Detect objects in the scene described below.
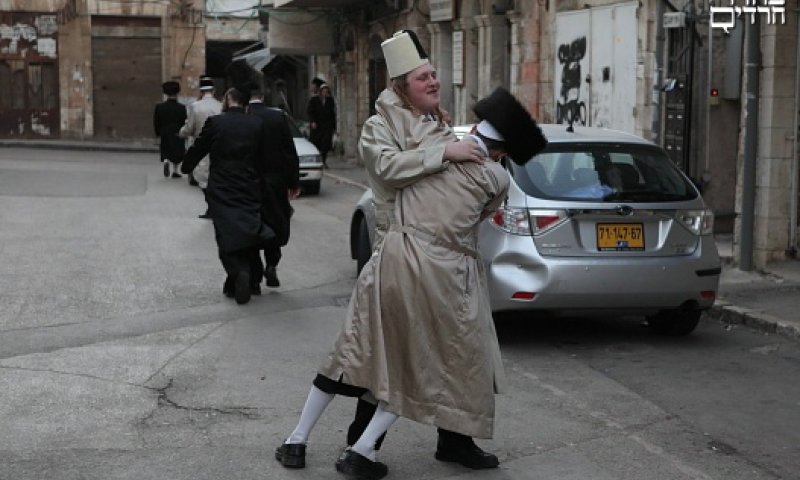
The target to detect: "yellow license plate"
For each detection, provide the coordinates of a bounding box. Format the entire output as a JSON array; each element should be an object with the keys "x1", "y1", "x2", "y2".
[{"x1": 596, "y1": 223, "x2": 644, "y2": 251}]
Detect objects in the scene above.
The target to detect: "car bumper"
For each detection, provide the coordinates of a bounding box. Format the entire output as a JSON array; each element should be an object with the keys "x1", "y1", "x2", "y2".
[
  {"x1": 300, "y1": 165, "x2": 323, "y2": 182},
  {"x1": 483, "y1": 233, "x2": 721, "y2": 314}
]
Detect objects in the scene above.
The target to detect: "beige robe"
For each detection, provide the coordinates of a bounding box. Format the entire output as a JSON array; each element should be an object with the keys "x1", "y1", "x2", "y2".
[
  {"x1": 319, "y1": 92, "x2": 509, "y2": 438},
  {"x1": 357, "y1": 89, "x2": 455, "y2": 247}
]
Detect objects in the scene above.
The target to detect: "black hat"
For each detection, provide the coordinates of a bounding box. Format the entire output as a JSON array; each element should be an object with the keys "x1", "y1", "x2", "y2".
[
  {"x1": 473, "y1": 87, "x2": 548, "y2": 165},
  {"x1": 162, "y1": 81, "x2": 180, "y2": 96},
  {"x1": 225, "y1": 59, "x2": 260, "y2": 100},
  {"x1": 199, "y1": 76, "x2": 215, "y2": 91}
]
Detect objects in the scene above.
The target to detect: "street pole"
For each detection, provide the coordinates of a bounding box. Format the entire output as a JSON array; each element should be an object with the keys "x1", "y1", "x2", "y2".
[
  {"x1": 652, "y1": 0, "x2": 665, "y2": 144},
  {"x1": 739, "y1": 19, "x2": 760, "y2": 271}
]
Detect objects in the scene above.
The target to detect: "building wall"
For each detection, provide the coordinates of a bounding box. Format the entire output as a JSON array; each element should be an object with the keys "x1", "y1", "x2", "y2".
[{"x1": 0, "y1": 0, "x2": 206, "y2": 139}]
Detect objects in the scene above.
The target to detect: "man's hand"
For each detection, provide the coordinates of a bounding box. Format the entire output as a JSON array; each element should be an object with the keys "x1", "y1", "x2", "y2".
[
  {"x1": 444, "y1": 139, "x2": 484, "y2": 163},
  {"x1": 288, "y1": 187, "x2": 301, "y2": 199}
]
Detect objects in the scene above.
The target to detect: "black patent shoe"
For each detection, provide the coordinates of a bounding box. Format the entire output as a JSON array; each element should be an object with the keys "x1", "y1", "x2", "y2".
[
  {"x1": 435, "y1": 437, "x2": 499, "y2": 469},
  {"x1": 275, "y1": 443, "x2": 306, "y2": 469},
  {"x1": 223, "y1": 277, "x2": 235, "y2": 298},
  {"x1": 234, "y1": 271, "x2": 250, "y2": 305},
  {"x1": 335, "y1": 448, "x2": 388, "y2": 480},
  {"x1": 264, "y1": 266, "x2": 280, "y2": 288}
]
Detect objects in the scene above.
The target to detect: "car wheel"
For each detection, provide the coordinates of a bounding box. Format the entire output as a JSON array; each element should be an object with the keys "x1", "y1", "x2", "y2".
[
  {"x1": 356, "y1": 218, "x2": 372, "y2": 275},
  {"x1": 647, "y1": 309, "x2": 702, "y2": 336},
  {"x1": 303, "y1": 181, "x2": 321, "y2": 195}
]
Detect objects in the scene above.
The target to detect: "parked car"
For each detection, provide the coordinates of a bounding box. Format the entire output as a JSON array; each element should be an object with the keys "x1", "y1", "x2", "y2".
[
  {"x1": 286, "y1": 114, "x2": 323, "y2": 195},
  {"x1": 349, "y1": 124, "x2": 721, "y2": 335}
]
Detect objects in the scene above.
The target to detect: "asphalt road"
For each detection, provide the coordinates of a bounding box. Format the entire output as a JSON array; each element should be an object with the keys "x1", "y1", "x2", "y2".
[{"x1": 0, "y1": 147, "x2": 798, "y2": 480}]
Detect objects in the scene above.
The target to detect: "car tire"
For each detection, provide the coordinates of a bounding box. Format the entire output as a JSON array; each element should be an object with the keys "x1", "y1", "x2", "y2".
[
  {"x1": 647, "y1": 309, "x2": 702, "y2": 336},
  {"x1": 356, "y1": 218, "x2": 372, "y2": 275},
  {"x1": 303, "y1": 181, "x2": 321, "y2": 195}
]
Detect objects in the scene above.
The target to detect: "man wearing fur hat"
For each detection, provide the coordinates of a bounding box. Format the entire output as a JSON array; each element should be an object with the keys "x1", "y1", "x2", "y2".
[
  {"x1": 153, "y1": 81, "x2": 187, "y2": 178},
  {"x1": 274, "y1": 29, "x2": 546, "y2": 479},
  {"x1": 180, "y1": 76, "x2": 222, "y2": 218}
]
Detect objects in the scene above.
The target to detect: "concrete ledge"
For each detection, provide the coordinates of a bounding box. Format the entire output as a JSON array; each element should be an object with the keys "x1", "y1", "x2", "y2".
[
  {"x1": 0, "y1": 139, "x2": 158, "y2": 153},
  {"x1": 708, "y1": 300, "x2": 800, "y2": 340}
]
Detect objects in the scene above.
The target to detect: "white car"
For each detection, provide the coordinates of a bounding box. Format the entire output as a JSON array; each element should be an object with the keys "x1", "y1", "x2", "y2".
[{"x1": 286, "y1": 114, "x2": 323, "y2": 195}]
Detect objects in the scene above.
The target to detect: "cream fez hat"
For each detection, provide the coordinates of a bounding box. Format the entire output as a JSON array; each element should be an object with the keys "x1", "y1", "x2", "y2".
[{"x1": 381, "y1": 30, "x2": 430, "y2": 79}]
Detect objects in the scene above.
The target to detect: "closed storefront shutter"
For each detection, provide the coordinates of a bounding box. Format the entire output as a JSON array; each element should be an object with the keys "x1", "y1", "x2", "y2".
[{"x1": 91, "y1": 16, "x2": 161, "y2": 140}]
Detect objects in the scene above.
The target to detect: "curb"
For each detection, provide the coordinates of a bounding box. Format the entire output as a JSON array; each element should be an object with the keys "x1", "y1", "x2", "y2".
[
  {"x1": 323, "y1": 170, "x2": 369, "y2": 190},
  {"x1": 0, "y1": 140, "x2": 158, "y2": 153},
  {"x1": 707, "y1": 300, "x2": 800, "y2": 341}
]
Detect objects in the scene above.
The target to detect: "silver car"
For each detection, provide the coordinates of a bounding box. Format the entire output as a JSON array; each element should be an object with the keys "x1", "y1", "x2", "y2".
[{"x1": 350, "y1": 124, "x2": 721, "y2": 335}]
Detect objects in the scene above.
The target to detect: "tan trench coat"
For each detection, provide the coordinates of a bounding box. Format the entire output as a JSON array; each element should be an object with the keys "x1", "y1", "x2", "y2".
[{"x1": 318, "y1": 90, "x2": 509, "y2": 439}]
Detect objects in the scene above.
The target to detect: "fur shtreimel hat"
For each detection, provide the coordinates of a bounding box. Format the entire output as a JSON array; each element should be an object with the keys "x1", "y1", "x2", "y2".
[
  {"x1": 162, "y1": 81, "x2": 180, "y2": 96},
  {"x1": 199, "y1": 76, "x2": 215, "y2": 91},
  {"x1": 225, "y1": 59, "x2": 261, "y2": 100},
  {"x1": 473, "y1": 87, "x2": 548, "y2": 165},
  {"x1": 381, "y1": 30, "x2": 429, "y2": 79}
]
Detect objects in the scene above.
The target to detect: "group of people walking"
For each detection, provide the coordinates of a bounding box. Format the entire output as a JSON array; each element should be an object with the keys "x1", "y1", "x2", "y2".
[
  {"x1": 154, "y1": 65, "x2": 300, "y2": 305},
  {"x1": 156, "y1": 28, "x2": 548, "y2": 480}
]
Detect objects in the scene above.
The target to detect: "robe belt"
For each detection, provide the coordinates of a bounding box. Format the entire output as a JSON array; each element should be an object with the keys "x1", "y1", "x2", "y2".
[{"x1": 389, "y1": 224, "x2": 478, "y2": 259}]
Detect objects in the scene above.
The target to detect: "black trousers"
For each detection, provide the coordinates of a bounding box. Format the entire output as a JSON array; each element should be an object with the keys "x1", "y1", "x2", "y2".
[
  {"x1": 262, "y1": 242, "x2": 281, "y2": 268},
  {"x1": 218, "y1": 246, "x2": 262, "y2": 288}
]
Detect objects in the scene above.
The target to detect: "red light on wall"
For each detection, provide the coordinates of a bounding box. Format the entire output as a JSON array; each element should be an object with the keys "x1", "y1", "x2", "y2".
[{"x1": 710, "y1": 88, "x2": 719, "y2": 97}]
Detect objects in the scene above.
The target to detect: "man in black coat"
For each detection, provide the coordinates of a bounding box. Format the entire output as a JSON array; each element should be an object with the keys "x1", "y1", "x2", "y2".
[
  {"x1": 247, "y1": 89, "x2": 301, "y2": 288},
  {"x1": 181, "y1": 87, "x2": 276, "y2": 305},
  {"x1": 306, "y1": 83, "x2": 336, "y2": 168},
  {"x1": 153, "y1": 81, "x2": 187, "y2": 178}
]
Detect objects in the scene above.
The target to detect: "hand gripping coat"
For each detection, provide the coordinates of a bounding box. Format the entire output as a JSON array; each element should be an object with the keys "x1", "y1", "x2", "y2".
[{"x1": 318, "y1": 93, "x2": 509, "y2": 439}]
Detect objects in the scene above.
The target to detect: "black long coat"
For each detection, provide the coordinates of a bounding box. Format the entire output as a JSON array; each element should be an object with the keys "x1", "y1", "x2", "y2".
[
  {"x1": 181, "y1": 107, "x2": 275, "y2": 254},
  {"x1": 247, "y1": 102, "x2": 300, "y2": 246},
  {"x1": 153, "y1": 99, "x2": 187, "y2": 162},
  {"x1": 306, "y1": 95, "x2": 336, "y2": 155}
]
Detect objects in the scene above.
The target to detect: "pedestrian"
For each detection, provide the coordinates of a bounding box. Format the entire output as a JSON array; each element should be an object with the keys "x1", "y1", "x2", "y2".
[
  {"x1": 179, "y1": 76, "x2": 222, "y2": 219},
  {"x1": 180, "y1": 87, "x2": 276, "y2": 305},
  {"x1": 153, "y1": 81, "x2": 187, "y2": 179},
  {"x1": 247, "y1": 88, "x2": 301, "y2": 288},
  {"x1": 274, "y1": 30, "x2": 548, "y2": 480},
  {"x1": 306, "y1": 82, "x2": 336, "y2": 168}
]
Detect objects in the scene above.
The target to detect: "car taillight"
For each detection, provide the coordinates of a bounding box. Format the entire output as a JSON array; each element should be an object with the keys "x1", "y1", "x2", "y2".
[
  {"x1": 678, "y1": 209, "x2": 714, "y2": 235},
  {"x1": 491, "y1": 207, "x2": 532, "y2": 235},
  {"x1": 529, "y1": 209, "x2": 568, "y2": 234}
]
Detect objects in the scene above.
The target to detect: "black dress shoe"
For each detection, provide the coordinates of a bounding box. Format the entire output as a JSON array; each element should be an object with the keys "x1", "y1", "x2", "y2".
[
  {"x1": 435, "y1": 435, "x2": 499, "y2": 469},
  {"x1": 275, "y1": 443, "x2": 306, "y2": 468},
  {"x1": 171, "y1": 171, "x2": 182, "y2": 178},
  {"x1": 264, "y1": 265, "x2": 280, "y2": 288},
  {"x1": 198, "y1": 211, "x2": 211, "y2": 219},
  {"x1": 335, "y1": 448, "x2": 388, "y2": 480},
  {"x1": 234, "y1": 271, "x2": 250, "y2": 304},
  {"x1": 223, "y1": 277, "x2": 235, "y2": 298},
  {"x1": 188, "y1": 173, "x2": 199, "y2": 186}
]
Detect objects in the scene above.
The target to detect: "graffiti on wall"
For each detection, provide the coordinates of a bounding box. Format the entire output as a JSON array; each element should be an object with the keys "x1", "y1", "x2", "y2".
[{"x1": 556, "y1": 36, "x2": 587, "y2": 127}]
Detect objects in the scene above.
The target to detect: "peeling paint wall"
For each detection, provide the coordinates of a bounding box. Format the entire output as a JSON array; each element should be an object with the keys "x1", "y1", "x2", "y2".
[{"x1": 0, "y1": 0, "x2": 208, "y2": 139}]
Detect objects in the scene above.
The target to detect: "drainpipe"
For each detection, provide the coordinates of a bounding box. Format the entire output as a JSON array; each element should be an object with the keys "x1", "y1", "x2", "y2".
[
  {"x1": 790, "y1": 13, "x2": 800, "y2": 257},
  {"x1": 652, "y1": 0, "x2": 665, "y2": 144},
  {"x1": 739, "y1": 19, "x2": 760, "y2": 271}
]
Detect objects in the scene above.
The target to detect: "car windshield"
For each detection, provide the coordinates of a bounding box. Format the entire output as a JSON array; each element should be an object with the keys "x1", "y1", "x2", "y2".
[
  {"x1": 285, "y1": 114, "x2": 303, "y2": 138},
  {"x1": 509, "y1": 143, "x2": 698, "y2": 202}
]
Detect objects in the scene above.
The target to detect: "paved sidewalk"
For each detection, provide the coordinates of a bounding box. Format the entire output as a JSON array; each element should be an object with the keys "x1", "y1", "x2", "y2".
[{"x1": 3, "y1": 139, "x2": 798, "y2": 340}]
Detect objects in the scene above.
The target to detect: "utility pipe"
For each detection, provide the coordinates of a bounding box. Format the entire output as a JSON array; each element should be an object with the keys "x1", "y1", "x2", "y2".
[
  {"x1": 739, "y1": 19, "x2": 760, "y2": 271},
  {"x1": 790, "y1": 8, "x2": 800, "y2": 257}
]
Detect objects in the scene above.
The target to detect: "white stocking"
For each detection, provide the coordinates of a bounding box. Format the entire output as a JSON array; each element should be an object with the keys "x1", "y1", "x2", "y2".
[
  {"x1": 285, "y1": 386, "x2": 334, "y2": 444},
  {"x1": 351, "y1": 401, "x2": 397, "y2": 461}
]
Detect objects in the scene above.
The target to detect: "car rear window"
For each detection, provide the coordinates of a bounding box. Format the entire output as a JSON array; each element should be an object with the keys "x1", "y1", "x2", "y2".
[{"x1": 509, "y1": 143, "x2": 698, "y2": 202}]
